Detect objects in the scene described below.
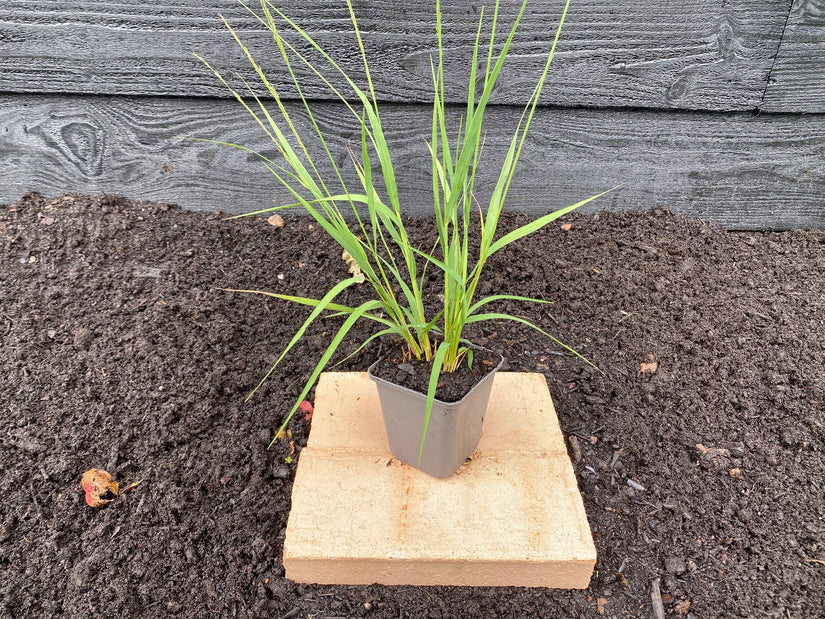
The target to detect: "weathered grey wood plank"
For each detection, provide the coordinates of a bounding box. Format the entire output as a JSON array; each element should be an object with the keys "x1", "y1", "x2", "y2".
[
  {"x1": 1, "y1": 95, "x2": 822, "y2": 229},
  {"x1": 761, "y1": 0, "x2": 825, "y2": 113},
  {"x1": 0, "y1": 0, "x2": 787, "y2": 112}
]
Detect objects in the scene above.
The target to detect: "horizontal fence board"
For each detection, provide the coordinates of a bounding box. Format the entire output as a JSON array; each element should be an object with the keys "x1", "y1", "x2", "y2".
[
  {"x1": 0, "y1": 0, "x2": 787, "y2": 112},
  {"x1": 1, "y1": 95, "x2": 823, "y2": 229},
  {"x1": 760, "y1": 0, "x2": 825, "y2": 113}
]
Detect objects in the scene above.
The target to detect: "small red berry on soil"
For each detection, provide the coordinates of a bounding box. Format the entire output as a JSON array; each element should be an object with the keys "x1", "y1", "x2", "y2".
[{"x1": 299, "y1": 400, "x2": 314, "y2": 420}]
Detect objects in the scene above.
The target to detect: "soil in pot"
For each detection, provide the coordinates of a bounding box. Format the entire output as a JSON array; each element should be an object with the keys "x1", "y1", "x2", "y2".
[{"x1": 369, "y1": 340, "x2": 501, "y2": 402}]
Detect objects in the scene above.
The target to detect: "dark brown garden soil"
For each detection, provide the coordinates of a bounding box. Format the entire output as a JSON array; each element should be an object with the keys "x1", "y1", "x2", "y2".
[{"x1": 1, "y1": 192, "x2": 823, "y2": 619}]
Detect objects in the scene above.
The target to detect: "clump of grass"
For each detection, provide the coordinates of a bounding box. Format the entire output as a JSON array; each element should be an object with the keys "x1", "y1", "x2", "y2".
[{"x1": 197, "y1": 0, "x2": 618, "y2": 454}]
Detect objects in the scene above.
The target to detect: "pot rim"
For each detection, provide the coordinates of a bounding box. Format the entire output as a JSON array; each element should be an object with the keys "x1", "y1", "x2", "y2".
[{"x1": 367, "y1": 345, "x2": 504, "y2": 406}]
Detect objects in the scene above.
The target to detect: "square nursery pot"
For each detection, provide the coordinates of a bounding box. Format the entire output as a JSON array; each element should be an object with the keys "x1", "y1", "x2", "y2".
[{"x1": 367, "y1": 353, "x2": 504, "y2": 478}]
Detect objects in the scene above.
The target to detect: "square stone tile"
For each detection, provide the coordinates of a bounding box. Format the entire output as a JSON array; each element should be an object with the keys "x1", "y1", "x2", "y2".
[{"x1": 284, "y1": 372, "x2": 596, "y2": 588}]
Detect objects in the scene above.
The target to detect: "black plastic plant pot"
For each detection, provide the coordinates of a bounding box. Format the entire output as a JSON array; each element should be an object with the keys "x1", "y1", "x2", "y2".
[{"x1": 367, "y1": 353, "x2": 504, "y2": 478}]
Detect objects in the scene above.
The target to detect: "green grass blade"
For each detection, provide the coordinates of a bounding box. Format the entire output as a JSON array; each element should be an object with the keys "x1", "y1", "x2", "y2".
[
  {"x1": 488, "y1": 186, "x2": 622, "y2": 257},
  {"x1": 270, "y1": 299, "x2": 384, "y2": 448},
  {"x1": 419, "y1": 340, "x2": 451, "y2": 463},
  {"x1": 223, "y1": 193, "x2": 376, "y2": 220},
  {"x1": 465, "y1": 312, "x2": 603, "y2": 374},
  {"x1": 467, "y1": 294, "x2": 552, "y2": 316},
  {"x1": 440, "y1": 0, "x2": 527, "y2": 216},
  {"x1": 329, "y1": 326, "x2": 402, "y2": 368},
  {"x1": 222, "y1": 278, "x2": 363, "y2": 400},
  {"x1": 221, "y1": 287, "x2": 395, "y2": 328}
]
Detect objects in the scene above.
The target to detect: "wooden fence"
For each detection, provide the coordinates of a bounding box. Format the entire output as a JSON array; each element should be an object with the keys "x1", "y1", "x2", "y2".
[{"x1": 1, "y1": 0, "x2": 823, "y2": 229}]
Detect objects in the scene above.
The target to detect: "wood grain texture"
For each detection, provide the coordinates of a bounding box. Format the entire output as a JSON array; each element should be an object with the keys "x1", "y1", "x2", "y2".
[
  {"x1": 0, "y1": 0, "x2": 788, "y2": 112},
  {"x1": 761, "y1": 0, "x2": 825, "y2": 113},
  {"x1": 1, "y1": 95, "x2": 823, "y2": 230}
]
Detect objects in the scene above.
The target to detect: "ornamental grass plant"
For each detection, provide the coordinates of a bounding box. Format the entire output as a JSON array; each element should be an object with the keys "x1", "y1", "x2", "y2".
[{"x1": 198, "y1": 0, "x2": 617, "y2": 455}]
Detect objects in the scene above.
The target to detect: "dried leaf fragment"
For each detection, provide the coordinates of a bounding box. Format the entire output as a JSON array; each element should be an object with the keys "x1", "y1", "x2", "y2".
[
  {"x1": 567, "y1": 435, "x2": 582, "y2": 463},
  {"x1": 640, "y1": 354, "x2": 658, "y2": 374},
  {"x1": 596, "y1": 597, "x2": 607, "y2": 615},
  {"x1": 341, "y1": 250, "x2": 365, "y2": 283},
  {"x1": 267, "y1": 213, "x2": 284, "y2": 227},
  {"x1": 675, "y1": 600, "x2": 691, "y2": 615},
  {"x1": 81, "y1": 469, "x2": 119, "y2": 508},
  {"x1": 119, "y1": 479, "x2": 145, "y2": 495},
  {"x1": 696, "y1": 444, "x2": 731, "y2": 461}
]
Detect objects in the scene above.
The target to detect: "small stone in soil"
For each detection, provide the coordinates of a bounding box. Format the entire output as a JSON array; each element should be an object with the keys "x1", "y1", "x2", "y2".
[
  {"x1": 272, "y1": 465, "x2": 290, "y2": 479},
  {"x1": 627, "y1": 479, "x2": 646, "y2": 492},
  {"x1": 665, "y1": 556, "x2": 687, "y2": 575},
  {"x1": 397, "y1": 363, "x2": 415, "y2": 376}
]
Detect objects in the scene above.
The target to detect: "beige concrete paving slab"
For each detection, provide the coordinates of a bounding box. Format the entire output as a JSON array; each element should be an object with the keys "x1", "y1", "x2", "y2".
[{"x1": 284, "y1": 372, "x2": 596, "y2": 588}]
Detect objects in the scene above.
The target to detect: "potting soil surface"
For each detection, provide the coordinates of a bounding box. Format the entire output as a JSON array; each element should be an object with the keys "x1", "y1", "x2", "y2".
[{"x1": 1, "y1": 192, "x2": 823, "y2": 618}]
